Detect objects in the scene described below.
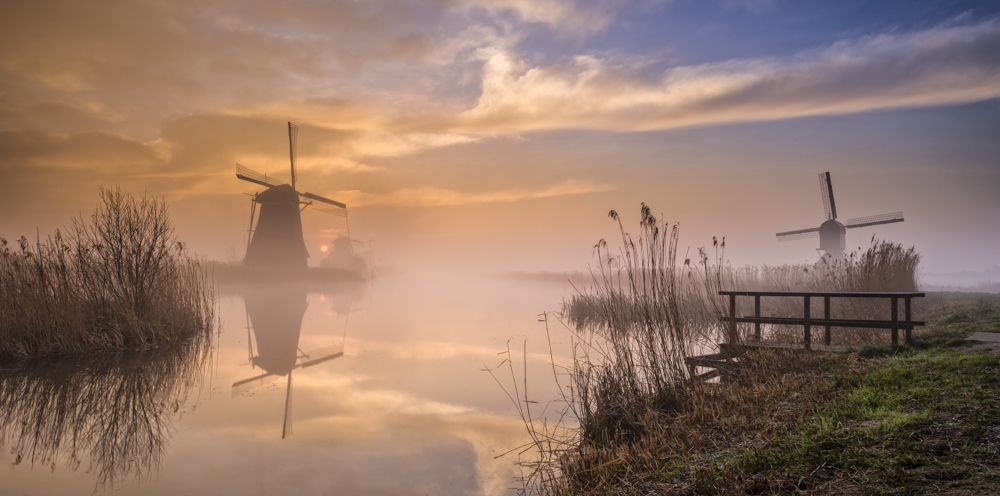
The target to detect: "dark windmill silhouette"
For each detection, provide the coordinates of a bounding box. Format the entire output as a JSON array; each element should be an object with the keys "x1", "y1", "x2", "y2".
[
  {"x1": 236, "y1": 122, "x2": 351, "y2": 268},
  {"x1": 776, "y1": 172, "x2": 904, "y2": 259},
  {"x1": 232, "y1": 286, "x2": 351, "y2": 439}
]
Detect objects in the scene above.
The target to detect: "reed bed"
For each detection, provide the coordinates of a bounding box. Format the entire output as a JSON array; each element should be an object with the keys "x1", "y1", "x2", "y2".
[
  {"x1": 565, "y1": 238, "x2": 921, "y2": 347},
  {"x1": 513, "y1": 204, "x2": 923, "y2": 495},
  {"x1": 0, "y1": 187, "x2": 214, "y2": 357}
]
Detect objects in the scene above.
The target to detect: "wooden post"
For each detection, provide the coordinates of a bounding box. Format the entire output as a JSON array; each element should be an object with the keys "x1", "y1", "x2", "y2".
[
  {"x1": 729, "y1": 294, "x2": 737, "y2": 347},
  {"x1": 904, "y1": 296, "x2": 912, "y2": 345},
  {"x1": 754, "y1": 295, "x2": 761, "y2": 341},
  {"x1": 891, "y1": 296, "x2": 898, "y2": 346},
  {"x1": 803, "y1": 296, "x2": 811, "y2": 351},
  {"x1": 824, "y1": 296, "x2": 831, "y2": 346}
]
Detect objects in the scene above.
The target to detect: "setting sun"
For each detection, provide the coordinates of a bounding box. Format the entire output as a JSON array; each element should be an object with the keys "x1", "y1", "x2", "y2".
[{"x1": 320, "y1": 245, "x2": 328, "y2": 253}]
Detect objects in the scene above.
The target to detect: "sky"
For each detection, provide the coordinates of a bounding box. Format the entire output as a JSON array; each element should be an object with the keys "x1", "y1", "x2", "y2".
[{"x1": 1, "y1": 0, "x2": 999, "y2": 275}]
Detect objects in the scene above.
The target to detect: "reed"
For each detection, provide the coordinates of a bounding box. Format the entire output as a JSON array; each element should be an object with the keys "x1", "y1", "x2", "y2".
[
  {"x1": 0, "y1": 187, "x2": 214, "y2": 357},
  {"x1": 565, "y1": 238, "x2": 921, "y2": 346}
]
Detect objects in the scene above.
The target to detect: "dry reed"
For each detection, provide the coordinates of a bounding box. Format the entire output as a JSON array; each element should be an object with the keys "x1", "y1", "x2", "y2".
[{"x1": 0, "y1": 186, "x2": 214, "y2": 357}]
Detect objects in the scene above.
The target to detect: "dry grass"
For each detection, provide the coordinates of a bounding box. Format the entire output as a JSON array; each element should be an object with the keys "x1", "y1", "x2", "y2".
[
  {"x1": 0, "y1": 187, "x2": 214, "y2": 358},
  {"x1": 512, "y1": 204, "x2": 926, "y2": 495}
]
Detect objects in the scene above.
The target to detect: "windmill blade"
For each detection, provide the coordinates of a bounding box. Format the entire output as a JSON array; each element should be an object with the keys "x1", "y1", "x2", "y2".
[
  {"x1": 776, "y1": 227, "x2": 820, "y2": 242},
  {"x1": 300, "y1": 192, "x2": 347, "y2": 217},
  {"x1": 845, "y1": 211, "x2": 904, "y2": 229},
  {"x1": 231, "y1": 370, "x2": 279, "y2": 397},
  {"x1": 296, "y1": 343, "x2": 345, "y2": 369},
  {"x1": 819, "y1": 171, "x2": 837, "y2": 220},
  {"x1": 288, "y1": 122, "x2": 299, "y2": 190},
  {"x1": 301, "y1": 191, "x2": 346, "y2": 208},
  {"x1": 302, "y1": 201, "x2": 348, "y2": 217},
  {"x1": 281, "y1": 373, "x2": 293, "y2": 439},
  {"x1": 237, "y1": 164, "x2": 285, "y2": 188}
]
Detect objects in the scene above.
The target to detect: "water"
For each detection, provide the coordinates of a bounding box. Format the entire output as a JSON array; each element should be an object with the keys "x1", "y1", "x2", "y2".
[{"x1": 0, "y1": 272, "x2": 574, "y2": 495}]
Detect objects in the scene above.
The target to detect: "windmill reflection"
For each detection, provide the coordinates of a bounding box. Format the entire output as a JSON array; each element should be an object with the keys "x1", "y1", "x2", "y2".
[
  {"x1": 233, "y1": 284, "x2": 358, "y2": 439},
  {"x1": 0, "y1": 337, "x2": 211, "y2": 489}
]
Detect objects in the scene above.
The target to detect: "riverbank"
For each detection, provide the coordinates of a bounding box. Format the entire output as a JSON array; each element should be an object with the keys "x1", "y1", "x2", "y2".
[{"x1": 545, "y1": 292, "x2": 1000, "y2": 495}]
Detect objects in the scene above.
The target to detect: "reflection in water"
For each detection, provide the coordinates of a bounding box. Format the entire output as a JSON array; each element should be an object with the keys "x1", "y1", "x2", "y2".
[
  {"x1": 0, "y1": 336, "x2": 211, "y2": 489},
  {"x1": 233, "y1": 284, "x2": 354, "y2": 438}
]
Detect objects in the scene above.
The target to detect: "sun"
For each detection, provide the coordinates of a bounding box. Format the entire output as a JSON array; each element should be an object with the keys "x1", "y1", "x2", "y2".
[{"x1": 320, "y1": 245, "x2": 328, "y2": 253}]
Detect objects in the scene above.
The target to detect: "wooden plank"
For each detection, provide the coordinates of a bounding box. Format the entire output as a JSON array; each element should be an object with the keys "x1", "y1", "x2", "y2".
[
  {"x1": 738, "y1": 340, "x2": 848, "y2": 353},
  {"x1": 719, "y1": 291, "x2": 925, "y2": 298},
  {"x1": 968, "y1": 332, "x2": 1000, "y2": 343},
  {"x1": 723, "y1": 316, "x2": 924, "y2": 329}
]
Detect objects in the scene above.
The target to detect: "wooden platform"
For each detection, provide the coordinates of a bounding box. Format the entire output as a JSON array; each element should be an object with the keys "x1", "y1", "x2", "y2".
[
  {"x1": 686, "y1": 340, "x2": 849, "y2": 383},
  {"x1": 720, "y1": 340, "x2": 848, "y2": 353},
  {"x1": 968, "y1": 332, "x2": 1000, "y2": 343}
]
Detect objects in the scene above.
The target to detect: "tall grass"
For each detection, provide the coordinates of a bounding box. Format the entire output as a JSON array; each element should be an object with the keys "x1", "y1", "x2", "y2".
[
  {"x1": 717, "y1": 241, "x2": 921, "y2": 345},
  {"x1": 0, "y1": 187, "x2": 214, "y2": 357},
  {"x1": 565, "y1": 236, "x2": 921, "y2": 347},
  {"x1": 566, "y1": 205, "x2": 724, "y2": 443}
]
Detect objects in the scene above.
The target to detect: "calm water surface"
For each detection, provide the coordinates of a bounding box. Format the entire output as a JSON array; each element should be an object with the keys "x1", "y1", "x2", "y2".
[{"x1": 1, "y1": 272, "x2": 573, "y2": 495}]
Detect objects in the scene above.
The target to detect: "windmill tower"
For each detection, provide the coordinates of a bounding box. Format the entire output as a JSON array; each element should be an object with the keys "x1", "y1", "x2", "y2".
[
  {"x1": 776, "y1": 172, "x2": 904, "y2": 259},
  {"x1": 235, "y1": 122, "x2": 350, "y2": 268}
]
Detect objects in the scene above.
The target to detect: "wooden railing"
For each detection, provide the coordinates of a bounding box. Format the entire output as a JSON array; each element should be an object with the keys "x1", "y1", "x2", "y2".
[{"x1": 719, "y1": 291, "x2": 926, "y2": 349}]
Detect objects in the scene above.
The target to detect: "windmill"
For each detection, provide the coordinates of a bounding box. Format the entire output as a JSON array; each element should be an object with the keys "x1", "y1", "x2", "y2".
[
  {"x1": 236, "y1": 122, "x2": 352, "y2": 268},
  {"x1": 776, "y1": 172, "x2": 904, "y2": 259},
  {"x1": 232, "y1": 286, "x2": 351, "y2": 439}
]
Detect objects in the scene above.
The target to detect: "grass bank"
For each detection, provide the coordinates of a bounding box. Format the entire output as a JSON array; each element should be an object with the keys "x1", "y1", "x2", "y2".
[
  {"x1": 0, "y1": 187, "x2": 214, "y2": 358},
  {"x1": 540, "y1": 293, "x2": 1000, "y2": 495},
  {"x1": 518, "y1": 205, "x2": 995, "y2": 494}
]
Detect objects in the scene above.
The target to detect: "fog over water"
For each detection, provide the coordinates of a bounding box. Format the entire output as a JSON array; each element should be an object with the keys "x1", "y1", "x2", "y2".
[{"x1": 1, "y1": 272, "x2": 578, "y2": 495}]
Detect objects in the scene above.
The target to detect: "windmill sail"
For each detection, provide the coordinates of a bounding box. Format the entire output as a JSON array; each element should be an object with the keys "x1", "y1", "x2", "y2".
[
  {"x1": 231, "y1": 371, "x2": 278, "y2": 397},
  {"x1": 282, "y1": 374, "x2": 293, "y2": 439},
  {"x1": 845, "y1": 211, "x2": 904, "y2": 229},
  {"x1": 301, "y1": 192, "x2": 347, "y2": 217},
  {"x1": 818, "y1": 171, "x2": 837, "y2": 220},
  {"x1": 237, "y1": 164, "x2": 286, "y2": 188},
  {"x1": 288, "y1": 122, "x2": 299, "y2": 190},
  {"x1": 776, "y1": 227, "x2": 820, "y2": 242}
]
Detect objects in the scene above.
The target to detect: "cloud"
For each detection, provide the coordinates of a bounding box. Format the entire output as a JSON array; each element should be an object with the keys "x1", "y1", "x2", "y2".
[
  {"x1": 462, "y1": 0, "x2": 622, "y2": 34},
  {"x1": 0, "y1": 129, "x2": 162, "y2": 171},
  {"x1": 454, "y1": 19, "x2": 1000, "y2": 132},
  {"x1": 336, "y1": 178, "x2": 614, "y2": 207}
]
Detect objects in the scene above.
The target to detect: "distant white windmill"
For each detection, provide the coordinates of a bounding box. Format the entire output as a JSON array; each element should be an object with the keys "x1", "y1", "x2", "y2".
[{"x1": 776, "y1": 172, "x2": 904, "y2": 258}]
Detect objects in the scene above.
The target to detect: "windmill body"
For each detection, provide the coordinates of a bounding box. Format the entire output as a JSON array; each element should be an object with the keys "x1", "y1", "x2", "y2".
[
  {"x1": 818, "y1": 218, "x2": 846, "y2": 255},
  {"x1": 245, "y1": 185, "x2": 310, "y2": 268},
  {"x1": 235, "y1": 122, "x2": 350, "y2": 271},
  {"x1": 243, "y1": 286, "x2": 308, "y2": 376},
  {"x1": 777, "y1": 172, "x2": 903, "y2": 259}
]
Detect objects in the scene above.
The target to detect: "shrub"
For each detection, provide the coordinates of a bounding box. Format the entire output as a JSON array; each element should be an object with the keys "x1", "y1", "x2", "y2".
[{"x1": 0, "y1": 187, "x2": 214, "y2": 357}]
